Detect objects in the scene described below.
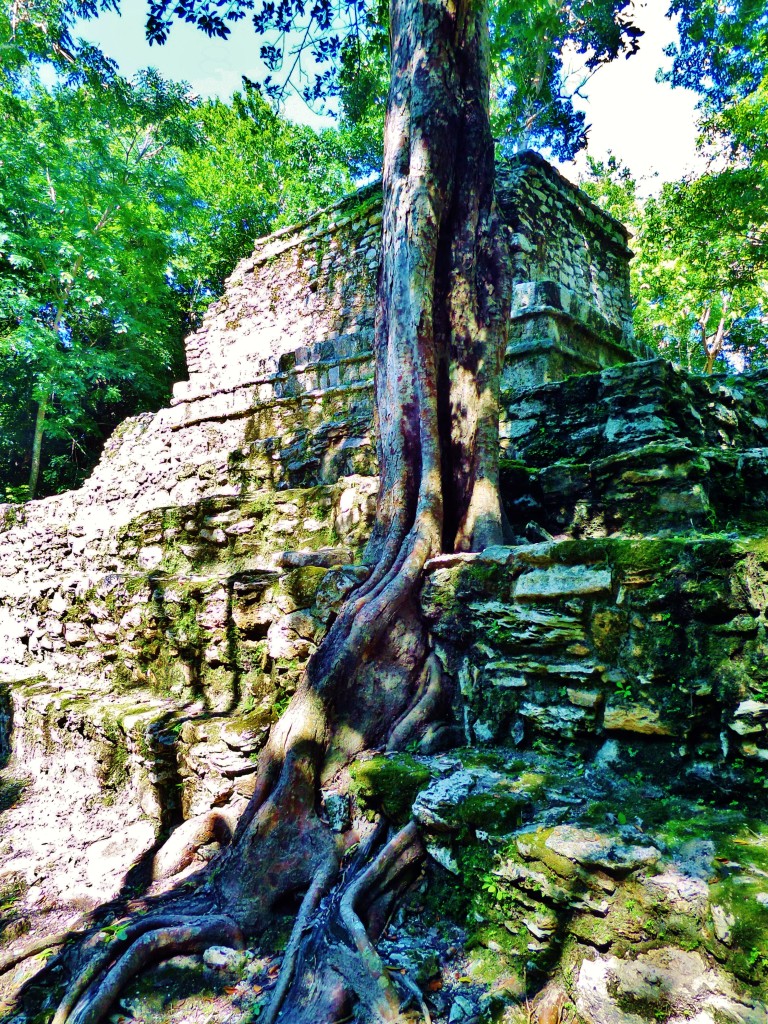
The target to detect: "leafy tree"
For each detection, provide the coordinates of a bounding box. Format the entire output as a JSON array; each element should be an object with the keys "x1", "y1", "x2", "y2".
[
  {"x1": 584, "y1": 1, "x2": 767, "y2": 373},
  {"x1": 174, "y1": 82, "x2": 354, "y2": 313},
  {"x1": 0, "y1": 6, "x2": 355, "y2": 499},
  {"x1": 0, "y1": 68, "x2": 199, "y2": 497},
  {"x1": 637, "y1": 171, "x2": 767, "y2": 372},
  {"x1": 661, "y1": 0, "x2": 767, "y2": 112},
  {"x1": 331, "y1": 0, "x2": 645, "y2": 171},
  {"x1": 583, "y1": 154, "x2": 768, "y2": 373},
  {"x1": 490, "y1": 0, "x2": 642, "y2": 159},
  {"x1": 40, "y1": 2, "x2": 643, "y2": 1022}
]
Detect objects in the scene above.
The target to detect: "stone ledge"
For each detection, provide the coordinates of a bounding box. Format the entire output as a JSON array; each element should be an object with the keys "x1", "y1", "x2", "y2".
[{"x1": 171, "y1": 379, "x2": 375, "y2": 431}]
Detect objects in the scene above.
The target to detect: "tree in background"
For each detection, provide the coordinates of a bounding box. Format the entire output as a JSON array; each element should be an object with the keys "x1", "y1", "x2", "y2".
[
  {"x1": 583, "y1": 154, "x2": 768, "y2": 373},
  {"x1": 490, "y1": 0, "x2": 641, "y2": 159},
  {"x1": 331, "y1": 0, "x2": 644, "y2": 175},
  {"x1": 175, "y1": 82, "x2": 354, "y2": 312},
  {"x1": 0, "y1": 66, "x2": 199, "y2": 498},
  {"x1": 0, "y1": 7, "x2": 354, "y2": 499},
  {"x1": 583, "y1": 1, "x2": 768, "y2": 374}
]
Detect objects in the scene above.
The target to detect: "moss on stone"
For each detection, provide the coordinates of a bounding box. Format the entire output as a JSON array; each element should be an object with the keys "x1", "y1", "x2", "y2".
[{"x1": 348, "y1": 753, "x2": 433, "y2": 822}]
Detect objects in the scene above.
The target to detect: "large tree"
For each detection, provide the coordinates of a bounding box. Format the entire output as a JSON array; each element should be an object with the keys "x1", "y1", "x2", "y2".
[{"x1": 27, "y1": 1, "x2": 637, "y2": 1021}]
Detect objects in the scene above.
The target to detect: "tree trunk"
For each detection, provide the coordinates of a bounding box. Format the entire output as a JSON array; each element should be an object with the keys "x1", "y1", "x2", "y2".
[
  {"x1": 28, "y1": 393, "x2": 48, "y2": 500},
  {"x1": 50, "y1": 0, "x2": 512, "y2": 1019}
]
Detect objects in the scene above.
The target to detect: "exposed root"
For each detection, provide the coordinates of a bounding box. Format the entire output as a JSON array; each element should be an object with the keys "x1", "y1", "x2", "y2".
[
  {"x1": 53, "y1": 914, "x2": 242, "y2": 1024},
  {"x1": 259, "y1": 853, "x2": 340, "y2": 1024},
  {"x1": 269, "y1": 823, "x2": 425, "y2": 1024},
  {"x1": 152, "y1": 802, "x2": 245, "y2": 880},
  {"x1": 395, "y1": 972, "x2": 433, "y2": 1024},
  {"x1": 334, "y1": 822, "x2": 425, "y2": 1022},
  {"x1": 386, "y1": 652, "x2": 444, "y2": 752},
  {"x1": 0, "y1": 915, "x2": 89, "y2": 977}
]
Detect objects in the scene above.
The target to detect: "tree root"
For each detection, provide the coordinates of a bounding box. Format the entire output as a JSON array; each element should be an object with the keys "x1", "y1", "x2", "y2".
[
  {"x1": 267, "y1": 822, "x2": 426, "y2": 1024},
  {"x1": 335, "y1": 821, "x2": 425, "y2": 1022},
  {"x1": 54, "y1": 914, "x2": 242, "y2": 1024},
  {"x1": 259, "y1": 853, "x2": 340, "y2": 1024},
  {"x1": 0, "y1": 915, "x2": 90, "y2": 977},
  {"x1": 152, "y1": 802, "x2": 245, "y2": 880},
  {"x1": 386, "y1": 652, "x2": 444, "y2": 752}
]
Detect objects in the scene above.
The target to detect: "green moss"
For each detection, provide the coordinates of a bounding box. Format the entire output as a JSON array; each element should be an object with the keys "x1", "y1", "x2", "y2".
[
  {"x1": 458, "y1": 791, "x2": 526, "y2": 833},
  {"x1": 348, "y1": 753, "x2": 433, "y2": 822},
  {"x1": 281, "y1": 566, "x2": 328, "y2": 607},
  {"x1": 102, "y1": 741, "x2": 129, "y2": 791}
]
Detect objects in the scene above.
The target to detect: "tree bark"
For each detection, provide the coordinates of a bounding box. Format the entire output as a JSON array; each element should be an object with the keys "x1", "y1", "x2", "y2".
[{"x1": 27, "y1": 393, "x2": 48, "y2": 500}]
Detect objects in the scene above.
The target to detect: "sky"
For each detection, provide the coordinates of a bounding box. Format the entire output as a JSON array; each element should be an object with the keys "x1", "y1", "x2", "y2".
[{"x1": 77, "y1": 0, "x2": 704, "y2": 191}]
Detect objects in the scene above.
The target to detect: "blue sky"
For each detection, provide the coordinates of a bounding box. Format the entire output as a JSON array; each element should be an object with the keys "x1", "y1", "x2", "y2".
[{"x1": 77, "y1": 0, "x2": 703, "y2": 191}]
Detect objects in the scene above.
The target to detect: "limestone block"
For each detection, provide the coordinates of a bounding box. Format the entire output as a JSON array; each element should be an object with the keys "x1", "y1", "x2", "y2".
[
  {"x1": 515, "y1": 565, "x2": 612, "y2": 601},
  {"x1": 91, "y1": 620, "x2": 118, "y2": 641},
  {"x1": 518, "y1": 701, "x2": 592, "y2": 737},
  {"x1": 576, "y1": 948, "x2": 767, "y2": 1024},
  {"x1": 137, "y1": 545, "x2": 163, "y2": 569},
  {"x1": 64, "y1": 622, "x2": 90, "y2": 645},
  {"x1": 545, "y1": 826, "x2": 660, "y2": 873},
  {"x1": 603, "y1": 701, "x2": 675, "y2": 737},
  {"x1": 267, "y1": 610, "x2": 323, "y2": 660}
]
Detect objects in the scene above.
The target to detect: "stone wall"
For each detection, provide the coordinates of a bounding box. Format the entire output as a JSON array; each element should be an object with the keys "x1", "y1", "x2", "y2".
[{"x1": 496, "y1": 153, "x2": 648, "y2": 391}]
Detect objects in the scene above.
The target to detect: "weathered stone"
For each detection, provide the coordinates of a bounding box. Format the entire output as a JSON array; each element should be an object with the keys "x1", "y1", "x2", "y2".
[
  {"x1": 220, "y1": 709, "x2": 273, "y2": 754},
  {"x1": 514, "y1": 565, "x2": 612, "y2": 602},
  {"x1": 603, "y1": 701, "x2": 675, "y2": 736},
  {"x1": 203, "y1": 946, "x2": 246, "y2": 970},
  {"x1": 545, "y1": 826, "x2": 660, "y2": 873},
  {"x1": 712, "y1": 903, "x2": 737, "y2": 945},
  {"x1": 64, "y1": 622, "x2": 90, "y2": 645},
  {"x1": 413, "y1": 768, "x2": 528, "y2": 835},
  {"x1": 321, "y1": 790, "x2": 351, "y2": 832},
  {"x1": 267, "y1": 610, "x2": 323, "y2": 660},
  {"x1": 91, "y1": 620, "x2": 118, "y2": 641},
  {"x1": 576, "y1": 949, "x2": 768, "y2": 1024}
]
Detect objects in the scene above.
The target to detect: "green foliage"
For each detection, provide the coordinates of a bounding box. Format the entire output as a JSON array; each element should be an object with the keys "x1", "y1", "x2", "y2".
[
  {"x1": 0, "y1": 9, "x2": 354, "y2": 499},
  {"x1": 582, "y1": 152, "x2": 768, "y2": 373},
  {"x1": 175, "y1": 82, "x2": 354, "y2": 309},
  {"x1": 489, "y1": 0, "x2": 642, "y2": 160},
  {"x1": 661, "y1": 0, "x2": 767, "y2": 113},
  {"x1": 332, "y1": 0, "x2": 645, "y2": 169},
  {"x1": 0, "y1": 62, "x2": 198, "y2": 496}
]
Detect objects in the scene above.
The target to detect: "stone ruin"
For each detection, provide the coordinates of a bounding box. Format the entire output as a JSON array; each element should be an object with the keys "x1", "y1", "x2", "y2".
[{"x1": 1, "y1": 151, "x2": 767, "y2": 1024}]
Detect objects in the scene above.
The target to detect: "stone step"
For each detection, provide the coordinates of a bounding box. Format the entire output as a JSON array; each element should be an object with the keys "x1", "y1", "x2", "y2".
[
  {"x1": 172, "y1": 344, "x2": 374, "y2": 409},
  {"x1": 502, "y1": 359, "x2": 768, "y2": 535}
]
